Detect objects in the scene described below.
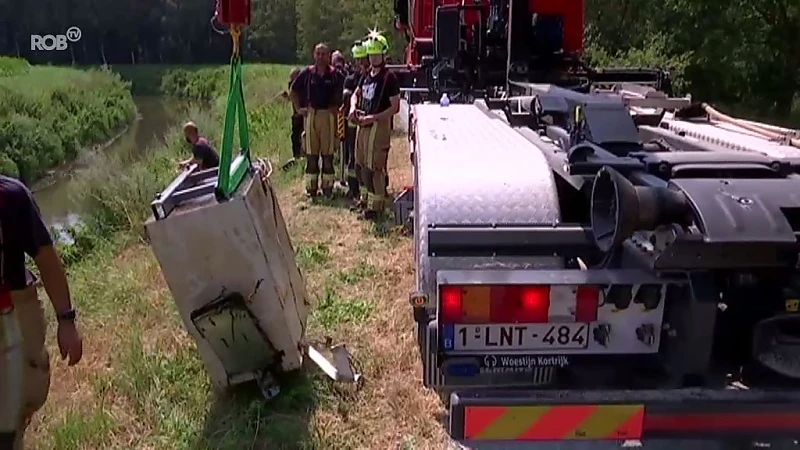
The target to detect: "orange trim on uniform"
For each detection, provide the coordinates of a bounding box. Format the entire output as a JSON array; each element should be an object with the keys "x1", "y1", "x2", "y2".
[
  {"x1": 0, "y1": 290, "x2": 11, "y2": 311},
  {"x1": 464, "y1": 404, "x2": 645, "y2": 440}
]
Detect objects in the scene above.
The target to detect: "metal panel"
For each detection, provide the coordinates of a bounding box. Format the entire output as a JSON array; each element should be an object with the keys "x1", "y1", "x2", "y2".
[
  {"x1": 427, "y1": 225, "x2": 595, "y2": 257},
  {"x1": 413, "y1": 103, "x2": 562, "y2": 296},
  {"x1": 661, "y1": 116, "x2": 800, "y2": 159}
]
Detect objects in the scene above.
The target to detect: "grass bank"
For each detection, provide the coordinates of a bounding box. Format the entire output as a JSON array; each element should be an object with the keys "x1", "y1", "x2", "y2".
[
  {"x1": 0, "y1": 57, "x2": 136, "y2": 183},
  {"x1": 31, "y1": 63, "x2": 444, "y2": 450}
]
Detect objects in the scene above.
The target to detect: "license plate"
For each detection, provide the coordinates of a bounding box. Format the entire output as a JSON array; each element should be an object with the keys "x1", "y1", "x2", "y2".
[{"x1": 444, "y1": 323, "x2": 589, "y2": 351}]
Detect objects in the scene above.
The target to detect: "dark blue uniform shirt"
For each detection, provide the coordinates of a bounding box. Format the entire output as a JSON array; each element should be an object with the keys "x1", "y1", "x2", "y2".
[
  {"x1": 0, "y1": 176, "x2": 52, "y2": 293},
  {"x1": 290, "y1": 66, "x2": 344, "y2": 110}
]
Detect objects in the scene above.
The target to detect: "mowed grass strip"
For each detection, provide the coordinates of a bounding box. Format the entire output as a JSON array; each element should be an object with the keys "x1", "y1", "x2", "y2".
[{"x1": 29, "y1": 131, "x2": 448, "y2": 448}]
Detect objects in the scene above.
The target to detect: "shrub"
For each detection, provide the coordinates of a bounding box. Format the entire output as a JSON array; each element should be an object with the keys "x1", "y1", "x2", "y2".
[{"x1": 0, "y1": 59, "x2": 136, "y2": 183}]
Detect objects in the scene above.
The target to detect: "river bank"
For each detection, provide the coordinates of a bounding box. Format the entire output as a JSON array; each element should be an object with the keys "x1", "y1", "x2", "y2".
[
  {"x1": 0, "y1": 57, "x2": 136, "y2": 183},
  {"x1": 33, "y1": 96, "x2": 195, "y2": 233}
]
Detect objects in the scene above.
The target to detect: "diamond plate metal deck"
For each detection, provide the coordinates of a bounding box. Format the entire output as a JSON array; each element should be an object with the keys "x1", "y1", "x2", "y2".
[{"x1": 412, "y1": 102, "x2": 562, "y2": 296}]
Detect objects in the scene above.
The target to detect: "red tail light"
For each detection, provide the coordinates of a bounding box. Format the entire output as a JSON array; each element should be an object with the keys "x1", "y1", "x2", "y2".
[
  {"x1": 440, "y1": 285, "x2": 463, "y2": 323},
  {"x1": 519, "y1": 286, "x2": 550, "y2": 322},
  {"x1": 439, "y1": 284, "x2": 602, "y2": 324},
  {"x1": 575, "y1": 286, "x2": 600, "y2": 322}
]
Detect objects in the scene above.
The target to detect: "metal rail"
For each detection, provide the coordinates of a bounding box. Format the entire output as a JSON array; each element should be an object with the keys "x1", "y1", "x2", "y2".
[{"x1": 150, "y1": 165, "x2": 220, "y2": 220}]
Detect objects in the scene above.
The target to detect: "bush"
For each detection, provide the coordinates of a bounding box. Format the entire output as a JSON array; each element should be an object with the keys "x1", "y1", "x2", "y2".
[
  {"x1": 0, "y1": 56, "x2": 30, "y2": 76},
  {"x1": 0, "y1": 58, "x2": 136, "y2": 183},
  {"x1": 160, "y1": 67, "x2": 227, "y2": 101}
]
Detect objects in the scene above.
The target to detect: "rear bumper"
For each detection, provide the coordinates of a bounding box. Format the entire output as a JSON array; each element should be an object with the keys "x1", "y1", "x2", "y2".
[{"x1": 450, "y1": 388, "x2": 800, "y2": 442}]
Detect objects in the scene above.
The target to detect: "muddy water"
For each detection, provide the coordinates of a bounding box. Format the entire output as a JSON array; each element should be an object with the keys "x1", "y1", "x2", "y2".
[{"x1": 33, "y1": 96, "x2": 189, "y2": 232}]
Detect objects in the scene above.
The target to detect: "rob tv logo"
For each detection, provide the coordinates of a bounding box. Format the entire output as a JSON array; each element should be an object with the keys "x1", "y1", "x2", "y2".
[{"x1": 31, "y1": 27, "x2": 82, "y2": 51}]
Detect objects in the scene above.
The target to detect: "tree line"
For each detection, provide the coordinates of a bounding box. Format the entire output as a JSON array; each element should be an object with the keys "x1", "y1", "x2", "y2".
[{"x1": 0, "y1": 0, "x2": 797, "y2": 121}]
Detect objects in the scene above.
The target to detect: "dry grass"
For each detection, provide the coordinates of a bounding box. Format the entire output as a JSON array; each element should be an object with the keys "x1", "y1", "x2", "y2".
[{"x1": 26, "y1": 137, "x2": 450, "y2": 450}]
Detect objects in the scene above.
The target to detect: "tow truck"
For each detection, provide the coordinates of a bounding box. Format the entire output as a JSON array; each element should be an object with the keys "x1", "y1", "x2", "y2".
[{"x1": 390, "y1": 0, "x2": 800, "y2": 444}]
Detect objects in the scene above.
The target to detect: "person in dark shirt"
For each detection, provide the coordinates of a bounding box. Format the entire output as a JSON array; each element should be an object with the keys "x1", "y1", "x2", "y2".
[
  {"x1": 179, "y1": 122, "x2": 220, "y2": 170},
  {"x1": 342, "y1": 41, "x2": 367, "y2": 203},
  {"x1": 290, "y1": 42, "x2": 345, "y2": 198},
  {"x1": 283, "y1": 68, "x2": 305, "y2": 165},
  {"x1": 0, "y1": 175, "x2": 83, "y2": 449},
  {"x1": 332, "y1": 51, "x2": 346, "y2": 72},
  {"x1": 348, "y1": 33, "x2": 401, "y2": 220}
]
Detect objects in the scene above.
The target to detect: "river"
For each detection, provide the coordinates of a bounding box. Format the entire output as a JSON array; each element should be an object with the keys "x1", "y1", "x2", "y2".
[{"x1": 33, "y1": 96, "x2": 189, "y2": 235}]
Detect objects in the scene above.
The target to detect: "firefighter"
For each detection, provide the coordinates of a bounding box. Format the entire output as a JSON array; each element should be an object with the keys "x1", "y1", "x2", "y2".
[
  {"x1": 332, "y1": 51, "x2": 346, "y2": 72},
  {"x1": 0, "y1": 175, "x2": 83, "y2": 450},
  {"x1": 287, "y1": 68, "x2": 304, "y2": 162},
  {"x1": 348, "y1": 33, "x2": 401, "y2": 219},
  {"x1": 290, "y1": 43, "x2": 345, "y2": 198},
  {"x1": 342, "y1": 41, "x2": 367, "y2": 202}
]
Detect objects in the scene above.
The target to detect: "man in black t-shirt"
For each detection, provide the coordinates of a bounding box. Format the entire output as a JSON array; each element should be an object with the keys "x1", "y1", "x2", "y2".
[
  {"x1": 180, "y1": 122, "x2": 219, "y2": 171},
  {"x1": 0, "y1": 175, "x2": 83, "y2": 449},
  {"x1": 348, "y1": 34, "x2": 401, "y2": 220}
]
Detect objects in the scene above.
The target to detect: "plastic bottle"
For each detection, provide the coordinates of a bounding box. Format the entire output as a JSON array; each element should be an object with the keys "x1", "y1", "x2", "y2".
[{"x1": 439, "y1": 93, "x2": 450, "y2": 107}]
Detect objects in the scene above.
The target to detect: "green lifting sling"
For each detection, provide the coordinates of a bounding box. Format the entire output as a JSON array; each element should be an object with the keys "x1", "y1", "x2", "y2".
[{"x1": 215, "y1": 38, "x2": 251, "y2": 200}]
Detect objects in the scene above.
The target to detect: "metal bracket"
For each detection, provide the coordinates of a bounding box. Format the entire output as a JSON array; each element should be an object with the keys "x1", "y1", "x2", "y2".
[{"x1": 307, "y1": 343, "x2": 361, "y2": 383}]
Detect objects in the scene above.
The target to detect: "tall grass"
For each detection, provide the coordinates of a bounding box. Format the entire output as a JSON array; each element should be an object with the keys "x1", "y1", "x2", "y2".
[
  {"x1": 59, "y1": 64, "x2": 295, "y2": 265},
  {"x1": 0, "y1": 57, "x2": 136, "y2": 183}
]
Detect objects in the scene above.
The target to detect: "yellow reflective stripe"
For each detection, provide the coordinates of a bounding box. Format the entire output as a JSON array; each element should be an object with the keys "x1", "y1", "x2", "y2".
[
  {"x1": 305, "y1": 173, "x2": 318, "y2": 190},
  {"x1": 564, "y1": 405, "x2": 644, "y2": 439},
  {"x1": 477, "y1": 406, "x2": 551, "y2": 439},
  {"x1": 337, "y1": 111, "x2": 345, "y2": 138},
  {"x1": 305, "y1": 110, "x2": 315, "y2": 154},
  {"x1": 0, "y1": 311, "x2": 24, "y2": 431},
  {"x1": 366, "y1": 125, "x2": 378, "y2": 169},
  {"x1": 328, "y1": 112, "x2": 336, "y2": 155}
]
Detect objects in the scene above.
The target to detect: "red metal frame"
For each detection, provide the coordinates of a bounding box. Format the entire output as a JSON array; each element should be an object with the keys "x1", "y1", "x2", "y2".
[
  {"x1": 403, "y1": 0, "x2": 585, "y2": 65},
  {"x1": 215, "y1": 0, "x2": 251, "y2": 26}
]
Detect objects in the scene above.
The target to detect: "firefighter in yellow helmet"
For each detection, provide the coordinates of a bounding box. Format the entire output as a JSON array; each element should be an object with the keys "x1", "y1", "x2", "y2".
[
  {"x1": 341, "y1": 41, "x2": 367, "y2": 202},
  {"x1": 348, "y1": 33, "x2": 401, "y2": 219}
]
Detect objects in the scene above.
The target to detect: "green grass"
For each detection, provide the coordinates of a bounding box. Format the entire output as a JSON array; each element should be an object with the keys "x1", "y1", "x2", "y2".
[{"x1": 0, "y1": 57, "x2": 136, "y2": 182}]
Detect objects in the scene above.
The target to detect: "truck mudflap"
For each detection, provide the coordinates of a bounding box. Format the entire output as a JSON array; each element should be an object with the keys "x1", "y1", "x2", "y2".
[{"x1": 450, "y1": 388, "x2": 800, "y2": 442}]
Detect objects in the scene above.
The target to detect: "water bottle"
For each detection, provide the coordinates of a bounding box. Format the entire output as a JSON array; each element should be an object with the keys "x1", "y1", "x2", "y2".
[{"x1": 439, "y1": 93, "x2": 450, "y2": 107}]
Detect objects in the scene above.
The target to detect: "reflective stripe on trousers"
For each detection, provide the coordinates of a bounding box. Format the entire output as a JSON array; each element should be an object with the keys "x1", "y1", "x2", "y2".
[
  {"x1": 304, "y1": 109, "x2": 337, "y2": 192},
  {"x1": 0, "y1": 308, "x2": 24, "y2": 434}
]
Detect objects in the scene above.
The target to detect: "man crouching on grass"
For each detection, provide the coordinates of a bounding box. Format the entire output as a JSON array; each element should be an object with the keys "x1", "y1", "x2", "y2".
[
  {"x1": 179, "y1": 121, "x2": 220, "y2": 171},
  {"x1": 0, "y1": 175, "x2": 83, "y2": 450}
]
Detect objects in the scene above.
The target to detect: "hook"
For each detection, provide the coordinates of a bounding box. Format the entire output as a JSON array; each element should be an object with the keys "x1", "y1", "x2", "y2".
[{"x1": 230, "y1": 24, "x2": 241, "y2": 57}]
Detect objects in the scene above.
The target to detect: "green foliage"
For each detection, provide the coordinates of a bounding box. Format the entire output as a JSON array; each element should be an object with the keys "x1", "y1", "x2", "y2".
[
  {"x1": 585, "y1": 0, "x2": 798, "y2": 123},
  {"x1": 585, "y1": 34, "x2": 693, "y2": 94},
  {"x1": 0, "y1": 56, "x2": 30, "y2": 76},
  {"x1": 66, "y1": 64, "x2": 295, "y2": 264},
  {"x1": 160, "y1": 68, "x2": 227, "y2": 101},
  {"x1": 0, "y1": 59, "x2": 136, "y2": 182},
  {"x1": 3, "y1": 0, "x2": 796, "y2": 121}
]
